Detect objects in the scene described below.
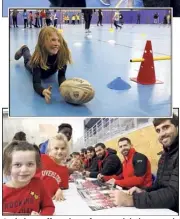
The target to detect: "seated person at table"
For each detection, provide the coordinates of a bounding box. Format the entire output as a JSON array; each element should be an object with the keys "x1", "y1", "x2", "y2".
[
  {"x1": 80, "y1": 148, "x2": 88, "y2": 165},
  {"x1": 40, "y1": 123, "x2": 72, "y2": 154},
  {"x1": 68, "y1": 157, "x2": 84, "y2": 173},
  {"x1": 84, "y1": 146, "x2": 98, "y2": 172},
  {"x1": 110, "y1": 114, "x2": 179, "y2": 213},
  {"x1": 84, "y1": 143, "x2": 122, "y2": 178},
  {"x1": 72, "y1": 152, "x2": 81, "y2": 159},
  {"x1": 103, "y1": 137, "x2": 152, "y2": 189},
  {"x1": 37, "y1": 133, "x2": 69, "y2": 202}
]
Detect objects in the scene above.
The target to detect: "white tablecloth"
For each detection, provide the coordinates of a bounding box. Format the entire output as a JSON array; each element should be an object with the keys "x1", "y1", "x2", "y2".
[{"x1": 54, "y1": 182, "x2": 177, "y2": 216}]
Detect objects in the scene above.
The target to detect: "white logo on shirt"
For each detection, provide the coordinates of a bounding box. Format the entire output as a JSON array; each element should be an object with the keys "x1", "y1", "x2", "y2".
[{"x1": 42, "y1": 170, "x2": 61, "y2": 184}]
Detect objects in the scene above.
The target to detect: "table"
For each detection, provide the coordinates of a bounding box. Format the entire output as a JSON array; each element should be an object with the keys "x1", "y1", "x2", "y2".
[{"x1": 54, "y1": 182, "x2": 177, "y2": 216}]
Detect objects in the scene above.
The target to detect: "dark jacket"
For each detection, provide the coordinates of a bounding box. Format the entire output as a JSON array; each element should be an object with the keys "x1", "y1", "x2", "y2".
[
  {"x1": 89, "y1": 148, "x2": 122, "y2": 178},
  {"x1": 81, "y1": 9, "x2": 93, "y2": 15},
  {"x1": 84, "y1": 155, "x2": 98, "y2": 172},
  {"x1": 49, "y1": 0, "x2": 86, "y2": 6},
  {"x1": 133, "y1": 137, "x2": 179, "y2": 213}
]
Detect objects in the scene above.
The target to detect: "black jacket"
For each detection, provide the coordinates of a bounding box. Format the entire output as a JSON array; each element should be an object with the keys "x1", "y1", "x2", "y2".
[
  {"x1": 81, "y1": 9, "x2": 94, "y2": 15},
  {"x1": 89, "y1": 148, "x2": 122, "y2": 178},
  {"x1": 133, "y1": 137, "x2": 179, "y2": 213},
  {"x1": 49, "y1": 0, "x2": 86, "y2": 7},
  {"x1": 85, "y1": 155, "x2": 98, "y2": 172}
]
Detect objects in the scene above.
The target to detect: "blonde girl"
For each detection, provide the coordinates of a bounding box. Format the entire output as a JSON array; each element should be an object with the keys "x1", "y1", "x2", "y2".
[{"x1": 14, "y1": 26, "x2": 72, "y2": 103}]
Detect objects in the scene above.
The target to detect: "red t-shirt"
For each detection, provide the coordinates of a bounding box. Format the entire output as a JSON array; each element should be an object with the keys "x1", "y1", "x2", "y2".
[
  {"x1": 3, "y1": 177, "x2": 55, "y2": 215},
  {"x1": 37, "y1": 154, "x2": 69, "y2": 197}
]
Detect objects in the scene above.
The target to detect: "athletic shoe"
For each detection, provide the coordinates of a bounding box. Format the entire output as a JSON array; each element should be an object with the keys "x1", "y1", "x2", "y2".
[{"x1": 14, "y1": 45, "x2": 29, "y2": 60}]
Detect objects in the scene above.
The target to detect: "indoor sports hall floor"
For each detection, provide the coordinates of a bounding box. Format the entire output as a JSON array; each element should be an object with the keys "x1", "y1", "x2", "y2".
[
  {"x1": 3, "y1": 0, "x2": 124, "y2": 16},
  {"x1": 10, "y1": 24, "x2": 171, "y2": 117}
]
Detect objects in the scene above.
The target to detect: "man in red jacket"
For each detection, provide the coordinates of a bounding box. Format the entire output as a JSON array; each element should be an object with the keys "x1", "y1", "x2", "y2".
[{"x1": 103, "y1": 137, "x2": 152, "y2": 189}]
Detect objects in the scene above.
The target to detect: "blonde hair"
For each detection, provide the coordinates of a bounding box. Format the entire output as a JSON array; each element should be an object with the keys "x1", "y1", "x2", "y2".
[
  {"x1": 29, "y1": 26, "x2": 72, "y2": 70},
  {"x1": 47, "y1": 133, "x2": 69, "y2": 154}
]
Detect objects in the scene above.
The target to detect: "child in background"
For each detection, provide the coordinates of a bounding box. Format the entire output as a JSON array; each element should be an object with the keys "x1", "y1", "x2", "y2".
[
  {"x1": 67, "y1": 15, "x2": 70, "y2": 24},
  {"x1": 113, "y1": 11, "x2": 122, "y2": 29},
  {"x1": 3, "y1": 141, "x2": 55, "y2": 215},
  {"x1": 14, "y1": 26, "x2": 72, "y2": 104},
  {"x1": 29, "y1": 11, "x2": 33, "y2": 28},
  {"x1": 76, "y1": 13, "x2": 80, "y2": 24},
  {"x1": 38, "y1": 133, "x2": 69, "y2": 201},
  {"x1": 71, "y1": 15, "x2": 76, "y2": 25},
  {"x1": 35, "y1": 10, "x2": 40, "y2": 28},
  {"x1": 53, "y1": 10, "x2": 58, "y2": 27},
  {"x1": 23, "y1": 9, "x2": 28, "y2": 28}
]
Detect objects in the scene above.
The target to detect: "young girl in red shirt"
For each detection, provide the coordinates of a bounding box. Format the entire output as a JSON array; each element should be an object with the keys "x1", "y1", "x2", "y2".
[
  {"x1": 38, "y1": 133, "x2": 69, "y2": 201},
  {"x1": 3, "y1": 141, "x2": 55, "y2": 215}
]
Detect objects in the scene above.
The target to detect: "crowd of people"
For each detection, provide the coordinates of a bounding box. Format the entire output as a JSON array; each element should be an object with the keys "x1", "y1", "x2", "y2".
[{"x1": 3, "y1": 114, "x2": 179, "y2": 215}]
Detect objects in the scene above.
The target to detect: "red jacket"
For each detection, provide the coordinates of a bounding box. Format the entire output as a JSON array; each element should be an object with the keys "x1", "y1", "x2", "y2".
[
  {"x1": 104, "y1": 148, "x2": 152, "y2": 188},
  {"x1": 36, "y1": 154, "x2": 69, "y2": 197},
  {"x1": 3, "y1": 177, "x2": 55, "y2": 215}
]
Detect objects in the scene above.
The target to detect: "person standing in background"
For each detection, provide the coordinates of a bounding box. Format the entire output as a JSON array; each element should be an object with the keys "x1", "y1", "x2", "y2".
[
  {"x1": 29, "y1": 11, "x2": 33, "y2": 28},
  {"x1": 97, "y1": 9, "x2": 103, "y2": 26},
  {"x1": 76, "y1": 13, "x2": 80, "y2": 24},
  {"x1": 40, "y1": 10, "x2": 46, "y2": 28},
  {"x1": 35, "y1": 10, "x2": 40, "y2": 28},
  {"x1": 53, "y1": 10, "x2": 58, "y2": 27},
  {"x1": 113, "y1": 11, "x2": 122, "y2": 30},
  {"x1": 46, "y1": 9, "x2": 52, "y2": 26},
  {"x1": 82, "y1": 9, "x2": 93, "y2": 35},
  {"x1": 137, "y1": 12, "x2": 141, "y2": 24},
  {"x1": 153, "y1": 12, "x2": 159, "y2": 24},
  {"x1": 119, "y1": 12, "x2": 124, "y2": 25},
  {"x1": 11, "y1": 9, "x2": 19, "y2": 28},
  {"x1": 23, "y1": 9, "x2": 28, "y2": 28}
]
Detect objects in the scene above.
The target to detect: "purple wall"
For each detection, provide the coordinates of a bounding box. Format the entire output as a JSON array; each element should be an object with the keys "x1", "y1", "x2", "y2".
[{"x1": 10, "y1": 9, "x2": 170, "y2": 25}]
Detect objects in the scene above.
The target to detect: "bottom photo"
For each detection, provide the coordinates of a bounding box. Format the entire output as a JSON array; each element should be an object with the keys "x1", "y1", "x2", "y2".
[{"x1": 2, "y1": 109, "x2": 179, "y2": 216}]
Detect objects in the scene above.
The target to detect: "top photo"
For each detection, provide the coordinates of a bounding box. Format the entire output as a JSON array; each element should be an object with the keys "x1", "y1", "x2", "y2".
[{"x1": 2, "y1": 0, "x2": 180, "y2": 17}]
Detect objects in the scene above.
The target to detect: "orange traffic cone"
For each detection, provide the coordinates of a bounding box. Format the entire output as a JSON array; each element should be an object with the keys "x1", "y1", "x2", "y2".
[{"x1": 130, "y1": 40, "x2": 163, "y2": 85}]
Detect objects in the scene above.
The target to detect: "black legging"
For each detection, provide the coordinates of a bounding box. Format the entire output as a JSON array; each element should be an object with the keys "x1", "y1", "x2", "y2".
[
  {"x1": 97, "y1": 16, "x2": 103, "y2": 25},
  {"x1": 54, "y1": 19, "x2": 57, "y2": 27},
  {"x1": 46, "y1": 18, "x2": 51, "y2": 26},
  {"x1": 84, "y1": 14, "x2": 92, "y2": 29},
  {"x1": 114, "y1": 20, "x2": 121, "y2": 29},
  {"x1": 24, "y1": 19, "x2": 28, "y2": 28}
]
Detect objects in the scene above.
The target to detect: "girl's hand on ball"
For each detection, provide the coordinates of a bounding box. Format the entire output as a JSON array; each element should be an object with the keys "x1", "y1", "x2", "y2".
[{"x1": 42, "y1": 86, "x2": 52, "y2": 104}]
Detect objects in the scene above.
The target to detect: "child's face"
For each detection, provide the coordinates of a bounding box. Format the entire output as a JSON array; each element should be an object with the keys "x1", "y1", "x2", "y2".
[
  {"x1": 45, "y1": 32, "x2": 60, "y2": 55},
  {"x1": 11, "y1": 151, "x2": 37, "y2": 184},
  {"x1": 49, "y1": 140, "x2": 68, "y2": 161}
]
